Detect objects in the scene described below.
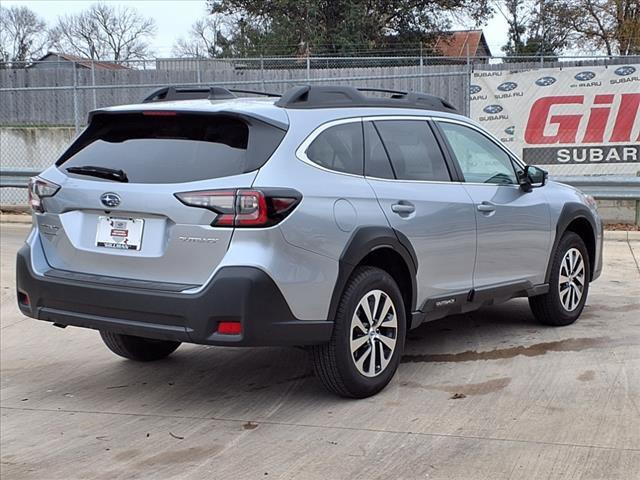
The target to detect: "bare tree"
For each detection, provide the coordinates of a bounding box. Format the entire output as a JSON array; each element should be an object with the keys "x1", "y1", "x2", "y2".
[
  {"x1": 50, "y1": 3, "x2": 156, "y2": 62},
  {"x1": 550, "y1": 0, "x2": 640, "y2": 55},
  {"x1": 172, "y1": 15, "x2": 231, "y2": 57},
  {"x1": 48, "y1": 9, "x2": 107, "y2": 60},
  {"x1": 0, "y1": 5, "x2": 48, "y2": 64}
]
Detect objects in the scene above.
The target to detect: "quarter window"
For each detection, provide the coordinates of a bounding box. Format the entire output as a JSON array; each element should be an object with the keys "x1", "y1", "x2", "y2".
[
  {"x1": 438, "y1": 122, "x2": 517, "y2": 185},
  {"x1": 374, "y1": 120, "x2": 450, "y2": 181},
  {"x1": 306, "y1": 122, "x2": 364, "y2": 175}
]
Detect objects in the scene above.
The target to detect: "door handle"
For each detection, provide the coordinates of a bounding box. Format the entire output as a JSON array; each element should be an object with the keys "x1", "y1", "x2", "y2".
[
  {"x1": 391, "y1": 202, "x2": 415, "y2": 215},
  {"x1": 477, "y1": 202, "x2": 496, "y2": 213}
]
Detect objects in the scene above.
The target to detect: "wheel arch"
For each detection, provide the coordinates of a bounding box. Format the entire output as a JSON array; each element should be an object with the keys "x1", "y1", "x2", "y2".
[
  {"x1": 546, "y1": 203, "x2": 597, "y2": 283},
  {"x1": 328, "y1": 227, "x2": 417, "y2": 328}
]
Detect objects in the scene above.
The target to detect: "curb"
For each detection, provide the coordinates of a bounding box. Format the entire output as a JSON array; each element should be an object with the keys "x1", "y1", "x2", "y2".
[
  {"x1": 604, "y1": 230, "x2": 640, "y2": 242},
  {"x1": 0, "y1": 214, "x2": 32, "y2": 225}
]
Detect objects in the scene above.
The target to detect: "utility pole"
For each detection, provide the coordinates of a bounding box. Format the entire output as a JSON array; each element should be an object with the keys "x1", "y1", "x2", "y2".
[{"x1": 539, "y1": 0, "x2": 545, "y2": 67}]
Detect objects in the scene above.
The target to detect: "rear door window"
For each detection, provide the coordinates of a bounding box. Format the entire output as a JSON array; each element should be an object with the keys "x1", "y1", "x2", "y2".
[
  {"x1": 58, "y1": 113, "x2": 285, "y2": 184},
  {"x1": 374, "y1": 120, "x2": 450, "y2": 181}
]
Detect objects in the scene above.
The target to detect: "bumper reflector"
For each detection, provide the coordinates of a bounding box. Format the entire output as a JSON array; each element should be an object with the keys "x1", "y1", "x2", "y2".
[
  {"x1": 17, "y1": 291, "x2": 30, "y2": 306},
  {"x1": 217, "y1": 321, "x2": 242, "y2": 335}
]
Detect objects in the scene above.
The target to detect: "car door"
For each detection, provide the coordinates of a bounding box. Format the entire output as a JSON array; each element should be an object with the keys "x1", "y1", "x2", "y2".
[
  {"x1": 435, "y1": 119, "x2": 552, "y2": 290},
  {"x1": 364, "y1": 118, "x2": 477, "y2": 309}
]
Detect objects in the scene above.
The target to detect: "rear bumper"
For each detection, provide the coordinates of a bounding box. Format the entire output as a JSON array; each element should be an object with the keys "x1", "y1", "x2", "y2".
[{"x1": 16, "y1": 244, "x2": 333, "y2": 346}]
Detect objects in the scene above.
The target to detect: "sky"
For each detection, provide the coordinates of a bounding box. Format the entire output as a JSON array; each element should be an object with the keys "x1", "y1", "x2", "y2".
[{"x1": 2, "y1": 0, "x2": 510, "y2": 57}]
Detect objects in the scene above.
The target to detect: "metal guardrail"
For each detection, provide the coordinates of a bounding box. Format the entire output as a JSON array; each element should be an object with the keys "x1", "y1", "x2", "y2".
[
  {"x1": 1, "y1": 170, "x2": 639, "y2": 199},
  {"x1": 0, "y1": 169, "x2": 39, "y2": 188},
  {"x1": 551, "y1": 176, "x2": 640, "y2": 200}
]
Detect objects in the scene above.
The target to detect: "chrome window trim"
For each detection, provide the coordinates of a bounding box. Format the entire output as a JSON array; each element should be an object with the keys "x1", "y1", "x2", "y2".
[
  {"x1": 361, "y1": 114, "x2": 432, "y2": 122},
  {"x1": 365, "y1": 176, "x2": 463, "y2": 185},
  {"x1": 296, "y1": 113, "x2": 525, "y2": 185},
  {"x1": 296, "y1": 115, "x2": 437, "y2": 179}
]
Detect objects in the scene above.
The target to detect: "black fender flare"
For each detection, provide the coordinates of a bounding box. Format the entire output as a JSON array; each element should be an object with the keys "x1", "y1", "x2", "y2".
[
  {"x1": 327, "y1": 226, "x2": 418, "y2": 322},
  {"x1": 545, "y1": 202, "x2": 598, "y2": 283}
]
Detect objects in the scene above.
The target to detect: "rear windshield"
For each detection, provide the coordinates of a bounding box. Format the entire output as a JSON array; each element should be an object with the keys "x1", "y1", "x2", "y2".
[{"x1": 57, "y1": 112, "x2": 286, "y2": 184}]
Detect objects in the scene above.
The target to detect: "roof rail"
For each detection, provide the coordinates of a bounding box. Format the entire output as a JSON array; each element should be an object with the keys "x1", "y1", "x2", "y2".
[
  {"x1": 356, "y1": 87, "x2": 408, "y2": 97},
  {"x1": 142, "y1": 86, "x2": 281, "y2": 103},
  {"x1": 227, "y1": 88, "x2": 282, "y2": 98},
  {"x1": 142, "y1": 86, "x2": 232, "y2": 103},
  {"x1": 274, "y1": 86, "x2": 457, "y2": 113}
]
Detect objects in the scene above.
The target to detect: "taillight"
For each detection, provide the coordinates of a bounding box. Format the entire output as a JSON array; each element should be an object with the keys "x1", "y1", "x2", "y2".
[
  {"x1": 175, "y1": 188, "x2": 301, "y2": 227},
  {"x1": 236, "y1": 190, "x2": 268, "y2": 226},
  {"x1": 28, "y1": 177, "x2": 60, "y2": 213}
]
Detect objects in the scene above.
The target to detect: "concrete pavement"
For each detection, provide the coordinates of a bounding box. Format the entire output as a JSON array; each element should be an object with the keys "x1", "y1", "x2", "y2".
[{"x1": 1, "y1": 223, "x2": 639, "y2": 479}]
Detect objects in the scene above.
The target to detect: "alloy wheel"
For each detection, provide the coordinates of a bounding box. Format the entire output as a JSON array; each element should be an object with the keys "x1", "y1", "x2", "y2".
[
  {"x1": 350, "y1": 289, "x2": 398, "y2": 377},
  {"x1": 558, "y1": 248, "x2": 586, "y2": 312}
]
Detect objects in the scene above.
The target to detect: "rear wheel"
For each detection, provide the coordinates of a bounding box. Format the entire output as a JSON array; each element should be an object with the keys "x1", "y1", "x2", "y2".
[
  {"x1": 100, "y1": 331, "x2": 181, "y2": 361},
  {"x1": 529, "y1": 232, "x2": 590, "y2": 326},
  {"x1": 311, "y1": 266, "x2": 406, "y2": 398}
]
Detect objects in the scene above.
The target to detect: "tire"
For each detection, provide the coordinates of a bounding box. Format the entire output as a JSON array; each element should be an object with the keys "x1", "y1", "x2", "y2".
[
  {"x1": 100, "y1": 331, "x2": 181, "y2": 361},
  {"x1": 529, "y1": 231, "x2": 590, "y2": 326},
  {"x1": 311, "y1": 266, "x2": 406, "y2": 398}
]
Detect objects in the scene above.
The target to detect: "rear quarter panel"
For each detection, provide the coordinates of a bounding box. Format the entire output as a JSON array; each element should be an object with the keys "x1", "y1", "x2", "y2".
[{"x1": 252, "y1": 111, "x2": 392, "y2": 319}]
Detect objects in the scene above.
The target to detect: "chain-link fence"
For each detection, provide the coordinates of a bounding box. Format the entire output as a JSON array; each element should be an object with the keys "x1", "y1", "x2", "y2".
[{"x1": 1, "y1": 54, "x2": 639, "y2": 207}]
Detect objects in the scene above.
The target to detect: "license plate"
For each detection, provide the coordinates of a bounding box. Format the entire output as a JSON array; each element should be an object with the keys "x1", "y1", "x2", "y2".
[{"x1": 96, "y1": 216, "x2": 144, "y2": 251}]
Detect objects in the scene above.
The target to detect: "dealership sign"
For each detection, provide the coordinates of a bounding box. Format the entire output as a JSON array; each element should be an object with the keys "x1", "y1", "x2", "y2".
[{"x1": 470, "y1": 65, "x2": 640, "y2": 171}]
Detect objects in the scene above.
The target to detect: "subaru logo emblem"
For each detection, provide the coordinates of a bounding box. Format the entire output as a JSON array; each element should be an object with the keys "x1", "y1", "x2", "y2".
[
  {"x1": 483, "y1": 104, "x2": 503, "y2": 114},
  {"x1": 574, "y1": 71, "x2": 596, "y2": 81},
  {"x1": 469, "y1": 84, "x2": 482, "y2": 94},
  {"x1": 535, "y1": 76, "x2": 556, "y2": 86},
  {"x1": 614, "y1": 65, "x2": 636, "y2": 76},
  {"x1": 497, "y1": 81, "x2": 518, "y2": 92},
  {"x1": 100, "y1": 192, "x2": 121, "y2": 208}
]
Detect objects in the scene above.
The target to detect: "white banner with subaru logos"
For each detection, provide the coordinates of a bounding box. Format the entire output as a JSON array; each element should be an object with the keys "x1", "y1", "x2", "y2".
[{"x1": 470, "y1": 64, "x2": 640, "y2": 175}]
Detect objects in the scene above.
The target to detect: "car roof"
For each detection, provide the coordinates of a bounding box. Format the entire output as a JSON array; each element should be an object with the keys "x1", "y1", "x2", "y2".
[{"x1": 92, "y1": 85, "x2": 473, "y2": 131}]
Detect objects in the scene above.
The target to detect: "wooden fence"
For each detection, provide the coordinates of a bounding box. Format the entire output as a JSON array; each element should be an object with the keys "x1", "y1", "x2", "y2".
[
  {"x1": 0, "y1": 62, "x2": 470, "y2": 127},
  {"x1": 2, "y1": 55, "x2": 638, "y2": 128}
]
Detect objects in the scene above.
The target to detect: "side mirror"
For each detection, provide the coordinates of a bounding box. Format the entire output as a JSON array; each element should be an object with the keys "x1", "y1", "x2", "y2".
[{"x1": 518, "y1": 165, "x2": 548, "y2": 192}]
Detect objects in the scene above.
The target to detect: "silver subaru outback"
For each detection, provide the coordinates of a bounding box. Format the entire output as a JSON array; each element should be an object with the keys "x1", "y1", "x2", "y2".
[{"x1": 17, "y1": 85, "x2": 603, "y2": 398}]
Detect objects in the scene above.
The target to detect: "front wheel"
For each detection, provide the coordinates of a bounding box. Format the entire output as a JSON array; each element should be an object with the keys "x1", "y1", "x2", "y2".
[
  {"x1": 529, "y1": 231, "x2": 590, "y2": 326},
  {"x1": 100, "y1": 331, "x2": 181, "y2": 361},
  {"x1": 310, "y1": 266, "x2": 406, "y2": 398}
]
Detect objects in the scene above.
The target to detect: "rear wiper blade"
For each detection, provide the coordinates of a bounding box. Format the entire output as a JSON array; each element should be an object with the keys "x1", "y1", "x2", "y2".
[{"x1": 66, "y1": 165, "x2": 129, "y2": 183}]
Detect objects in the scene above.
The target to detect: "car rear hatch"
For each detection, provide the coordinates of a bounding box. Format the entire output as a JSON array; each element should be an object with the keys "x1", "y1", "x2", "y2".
[{"x1": 33, "y1": 109, "x2": 287, "y2": 289}]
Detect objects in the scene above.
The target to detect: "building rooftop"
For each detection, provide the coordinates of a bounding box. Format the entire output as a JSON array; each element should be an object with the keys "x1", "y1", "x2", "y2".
[
  {"x1": 432, "y1": 30, "x2": 492, "y2": 58},
  {"x1": 35, "y1": 52, "x2": 130, "y2": 70}
]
